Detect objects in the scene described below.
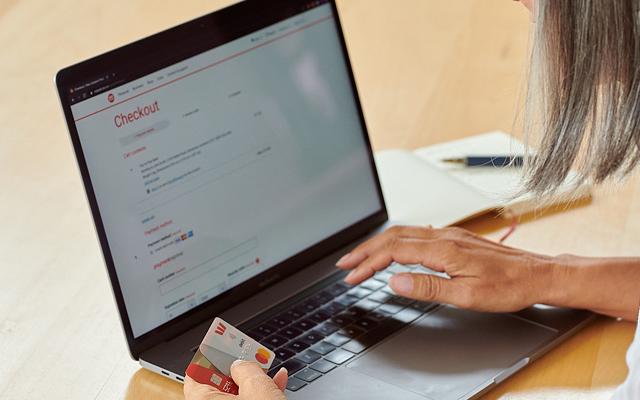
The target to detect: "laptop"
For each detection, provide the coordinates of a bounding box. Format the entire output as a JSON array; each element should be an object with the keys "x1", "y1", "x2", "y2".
[{"x1": 55, "y1": 1, "x2": 594, "y2": 398}]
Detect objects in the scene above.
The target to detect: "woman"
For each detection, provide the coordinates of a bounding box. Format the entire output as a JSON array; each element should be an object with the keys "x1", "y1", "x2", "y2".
[{"x1": 185, "y1": 0, "x2": 640, "y2": 398}]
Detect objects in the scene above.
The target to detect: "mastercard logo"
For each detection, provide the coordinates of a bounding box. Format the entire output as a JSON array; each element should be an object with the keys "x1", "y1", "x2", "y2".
[{"x1": 255, "y1": 347, "x2": 270, "y2": 364}]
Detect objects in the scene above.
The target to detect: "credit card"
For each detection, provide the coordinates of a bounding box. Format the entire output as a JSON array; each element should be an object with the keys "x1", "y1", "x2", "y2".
[{"x1": 185, "y1": 317, "x2": 275, "y2": 393}]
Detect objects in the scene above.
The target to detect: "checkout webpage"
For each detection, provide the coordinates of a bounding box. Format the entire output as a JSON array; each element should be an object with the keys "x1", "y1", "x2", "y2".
[{"x1": 70, "y1": 5, "x2": 381, "y2": 338}]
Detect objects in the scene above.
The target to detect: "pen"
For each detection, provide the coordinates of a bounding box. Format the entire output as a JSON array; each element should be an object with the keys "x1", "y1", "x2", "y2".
[{"x1": 442, "y1": 155, "x2": 524, "y2": 168}]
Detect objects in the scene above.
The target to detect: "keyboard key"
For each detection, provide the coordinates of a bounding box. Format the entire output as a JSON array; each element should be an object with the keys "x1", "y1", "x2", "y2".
[
  {"x1": 354, "y1": 299, "x2": 379, "y2": 311},
  {"x1": 340, "y1": 307, "x2": 368, "y2": 319},
  {"x1": 310, "y1": 359, "x2": 337, "y2": 373},
  {"x1": 299, "y1": 303, "x2": 317, "y2": 314},
  {"x1": 267, "y1": 364, "x2": 282, "y2": 377},
  {"x1": 315, "y1": 321, "x2": 340, "y2": 336},
  {"x1": 342, "y1": 322, "x2": 404, "y2": 354},
  {"x1": 300, "y1": 330, "x2": 325, "y2": 345},
  {"x1": 295, "y1": 368, "x2": 323, "y2": 383},
  {"x1": 286, "y1": 308, "x2": 305, "y2": 320},
  {"x1": 271, "y1": 315, "x2": 293, "y2": 328},
  {"x1": 291, "y1": 304, "x2": 311, "y2": 317},
  {"x1": 293, "y1": 319, "x2": 317, "y2": 331},
  {"x1": 368, "y1": 291, "x2": 393, "y2": 303},
  {"x1": 323, "y1": 302, "x2": 346, "y2": 314},
  {"x1": 411, "y1": 301, "x2": 438, "y2": 313},
  {"x1": 279, "y1": 326, "x2": 303, "y2": 340},
  {"x1": 324, "y1": 332, "x2": 350, "y2": 346},
  {"x1": 331, "y1": 315, "x2": 354, "y2": 327},
  {"x1": 275, "y1": 348, "x2": 295, "y2": 362},
  {"x1": 307, "y1": 296, "x2": 325, "y2": 307},
  {"x1": 286, "y1": 376, "x2": 307, "y2": 392},
  {"x1": 389, "y1": 295, "x2": 414, "y2": 306},
  {"x1": 347, "y1": 287, "x2": 372, "y2": 299},
  {"x1": 324, "y1": 348, "x2": 355, "y2": 364},
  {"x1": 373, "y1": 315, "x2": 407, "y2": 334},
  {"x1": 389, "y1": 263, "x2": 411, "y2": 273},
  {"x1": 341, "y1": 340, "x2": 368, "y2": 354},
  {"x1": 378, "y1": 303, "x2": 405, "y2": 315},
  {"x1": 355, "y1": 317, "x2": 379, "y2": 331},
  {"x1": 310, "y1": 341, "x2": 336, "y2": 355},
  {"x1": 286, "y1": 340, "x2": 310, "y2": 353},
  {"x1": 248, "y1": 330, "x2": 265, "y2": 341},
  {"x1": 308, "y1": 310, "x2": 331, "y2": 323},
  {"x1": 263, "y1": 334, "x2": 288, "y2": 348},
  {"x1": 281, "y1": 358, "x2": 306, "y2": 375},
  {"x1": 367, "y1": 310, "x2": 389, "y2": 321},
  {"x1": 339, "y1": 325, "x2": 365, "y2": 338},
  {"x1": 393, "y1": 306, "x2": 424, "y2": 324},
  {"x1": 373, "y1": 270, "x2": 393, "y2": 282},
  {"x1": 313, "y1": 290, "x2": 334, "y2": 304},
  {"x1": 253, "y1": 323, "x2": 278, "y2": 336},
  {"x1": 326, "y1": 281, "x2": 350, "y2": 297},
  {"x1": 301, "y1": 297, "x2": 322, "y2": 311},
  {"x1": 295, "y1": 349, "x2": 322, "y2": 364},
  {"x1": 359, "y1": 278, "x2": 385, "y2": 291},
  {"x1": 381, "y1": 285, "x2": 395, "y2": 294},
  {"x1": 335, "y1": 294, "x2": 360, "y2": 307}
]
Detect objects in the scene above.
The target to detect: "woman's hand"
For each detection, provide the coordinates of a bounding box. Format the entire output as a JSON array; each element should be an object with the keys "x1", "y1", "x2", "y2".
[
  {"x1": 336, "y1": 225, "x2": 640, "y2": 321},
  {"x1": 336, "y1": 225, "x2": 557, "y2": 313},
  {"x1": 184, "y1": 361, "x2": 288, "y2": 400}
]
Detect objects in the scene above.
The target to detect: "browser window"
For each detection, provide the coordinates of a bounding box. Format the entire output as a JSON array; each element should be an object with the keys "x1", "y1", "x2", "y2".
[{"x1": 70, "y1": 4, "x2": 381, "y2": 338}]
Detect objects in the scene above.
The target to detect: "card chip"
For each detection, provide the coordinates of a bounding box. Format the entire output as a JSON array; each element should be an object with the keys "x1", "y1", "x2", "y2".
[{"x1": 210, "y1": 373, "x2": 223, "y2": 386}]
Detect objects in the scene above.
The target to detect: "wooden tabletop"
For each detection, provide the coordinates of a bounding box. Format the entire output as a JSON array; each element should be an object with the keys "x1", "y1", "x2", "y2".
[{"x1": 0, "y1": 1, "x2": 636, "y2": 399}]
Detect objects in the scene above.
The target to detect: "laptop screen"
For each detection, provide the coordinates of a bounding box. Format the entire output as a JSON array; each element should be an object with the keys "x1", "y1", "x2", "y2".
[{"x1": 67, "y1": 2, "x2": 382, "y2": 338}]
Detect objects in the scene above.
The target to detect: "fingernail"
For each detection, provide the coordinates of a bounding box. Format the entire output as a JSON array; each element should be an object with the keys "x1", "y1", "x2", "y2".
[
  {"x1": 345, "y1": 269, "x2": 358, "y2": 282},
  {"x1": 390, "y1": 274, "x2": 413, "y2": 294},
  {"x1": 279, "y1": 367, "x2": 288, "y2": 375},
  {"x1": 336, "y1": 253, "x2": 351, "y2": 267}
]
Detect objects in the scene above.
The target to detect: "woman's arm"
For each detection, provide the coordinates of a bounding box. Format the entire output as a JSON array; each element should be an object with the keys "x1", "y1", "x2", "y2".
[
  {"x1": 547, "y1": 255, "x2": 640, "y2": 321},
  {"x1": 336, "y1": 225, "x2": 640, "y2": 321}
]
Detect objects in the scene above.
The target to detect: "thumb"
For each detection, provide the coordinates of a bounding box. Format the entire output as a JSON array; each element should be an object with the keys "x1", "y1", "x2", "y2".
[
  {"x1": 230, "y1": 361, "x2": 286, "y2": 399},
  {"x1": 389, "y1": 273, "x2": 458, "y2": 304}
]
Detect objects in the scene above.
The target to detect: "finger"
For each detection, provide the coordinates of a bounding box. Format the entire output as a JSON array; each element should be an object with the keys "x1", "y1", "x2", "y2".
[
  {"x1": 336, "y1": 225, "x2": 436, "y2": 270},
  {"x1": 390, "y1": 272, "x2": 467, "y2": 306},
  {"x1": 272, "y1": 367, "x2": 288, "y2": 392},
  {"x1": 343, "y1": 238, "x2": 453, "y2": 285},
  {"x1": 183, "y1": 375, "x2": 233, "y2": 400},
  {"x1": 230, "y1": 361, "x2": 285, "y2": 399}
]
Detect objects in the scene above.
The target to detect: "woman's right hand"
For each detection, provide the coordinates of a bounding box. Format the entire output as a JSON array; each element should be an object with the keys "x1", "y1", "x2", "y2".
[{"x1": 184, "y1": 361, "x2": 288, "y2": 400}]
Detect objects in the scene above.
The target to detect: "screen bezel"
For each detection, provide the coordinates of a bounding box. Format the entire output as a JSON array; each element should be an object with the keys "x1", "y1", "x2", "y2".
[{"x1": 55, "y1": 0, "x2": 387, "y2": 360}]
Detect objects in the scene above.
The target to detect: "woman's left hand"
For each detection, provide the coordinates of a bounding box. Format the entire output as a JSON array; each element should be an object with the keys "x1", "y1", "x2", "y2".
[{"x1": 336, "y1": 225, "x2": 558, "y2": 313}]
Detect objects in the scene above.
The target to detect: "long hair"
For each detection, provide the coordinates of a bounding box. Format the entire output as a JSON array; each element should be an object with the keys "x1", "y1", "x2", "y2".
[{"x1": 523, "y1": 0, "x2": 640, "y2": 194}]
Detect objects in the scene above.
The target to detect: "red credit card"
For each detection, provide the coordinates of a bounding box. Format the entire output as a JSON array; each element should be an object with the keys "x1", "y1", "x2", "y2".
[
  {"x1": 185, "y1": 318, "x2": 275, "y2": 393},
  {"x1": 186, "y1": 349, "x2": 239, "y2": 394}
]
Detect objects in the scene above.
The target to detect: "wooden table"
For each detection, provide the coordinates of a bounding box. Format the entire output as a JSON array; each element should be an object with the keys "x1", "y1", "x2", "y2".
[{"x1": 0, "y1": 1, "x2": 636, "y2": 399}]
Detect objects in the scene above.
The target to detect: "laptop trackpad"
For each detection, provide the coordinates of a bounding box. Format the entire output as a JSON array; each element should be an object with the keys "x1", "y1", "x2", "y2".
[{"x1": 346, "y1": 306, "x2": 557, "y2": 400}]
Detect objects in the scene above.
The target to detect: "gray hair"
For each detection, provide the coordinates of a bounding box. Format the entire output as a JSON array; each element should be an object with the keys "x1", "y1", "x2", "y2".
[{"x1": 523, "y1": 0, "x2": 640, "y2": 195}]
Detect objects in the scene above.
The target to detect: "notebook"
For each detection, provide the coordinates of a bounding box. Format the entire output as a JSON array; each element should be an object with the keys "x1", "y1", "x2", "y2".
[{"x1": 374, "y1": 131, "x2": 591, "y2": 227}]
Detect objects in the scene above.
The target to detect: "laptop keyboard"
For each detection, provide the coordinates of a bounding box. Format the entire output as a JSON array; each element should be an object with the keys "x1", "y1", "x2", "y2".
[{"x1": 246, "y1": 264, "x2": 439, "y2": 392}]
